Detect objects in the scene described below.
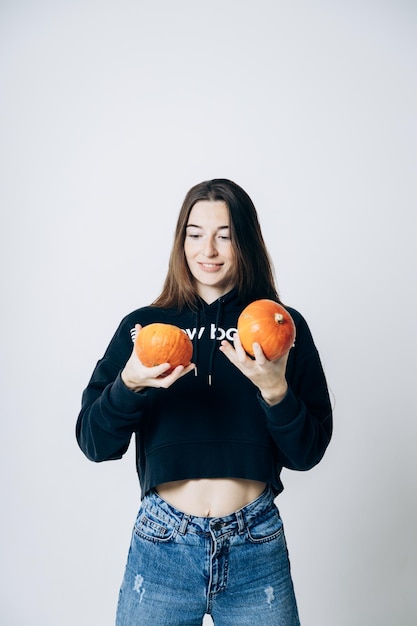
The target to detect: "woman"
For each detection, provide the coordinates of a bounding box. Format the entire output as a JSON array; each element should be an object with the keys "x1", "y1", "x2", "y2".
[{"x1": 76, "y1": 179, "x2": 332, "y2": 625}]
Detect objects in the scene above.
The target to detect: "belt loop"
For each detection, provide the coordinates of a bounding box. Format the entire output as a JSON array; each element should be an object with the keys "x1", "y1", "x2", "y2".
[
  {"x1": 235, "y1": 509, "x2": 245, "y2": 533},
  {"x1": 179, "y1": 514, "x2": 190, "y2": 535}
]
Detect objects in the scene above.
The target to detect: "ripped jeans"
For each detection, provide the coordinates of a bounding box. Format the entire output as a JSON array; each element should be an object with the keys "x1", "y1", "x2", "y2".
[{"x1": 116, "y1": 486, "x2": 300, "y2": 625}]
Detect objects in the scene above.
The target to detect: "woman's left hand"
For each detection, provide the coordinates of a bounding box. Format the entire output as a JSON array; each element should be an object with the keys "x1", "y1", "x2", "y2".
[{"x1": 219, "y1": 332, "x2": 289, "y2": 406}]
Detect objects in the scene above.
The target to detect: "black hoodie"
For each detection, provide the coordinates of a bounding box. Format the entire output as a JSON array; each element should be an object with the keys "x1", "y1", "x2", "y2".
[{"x1": 76, "y1": 290, "x2": 332, "y2": 498}]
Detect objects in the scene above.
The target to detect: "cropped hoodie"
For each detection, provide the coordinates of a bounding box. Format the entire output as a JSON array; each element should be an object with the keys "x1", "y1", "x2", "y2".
[{"x1": 76, "y1": 290, "x2": 333, "y2": 498}]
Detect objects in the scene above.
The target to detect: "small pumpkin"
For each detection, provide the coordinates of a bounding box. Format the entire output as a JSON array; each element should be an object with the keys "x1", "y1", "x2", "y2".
[
  {"x1": 135, "y1": 322, "x2": 193, "y2": 373},
  {"x1": 237, "y1": 299, "x2": 296, "y2": 360}
]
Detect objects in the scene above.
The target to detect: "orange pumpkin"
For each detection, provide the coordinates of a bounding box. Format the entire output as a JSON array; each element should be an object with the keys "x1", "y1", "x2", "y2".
[
  {"x1": 237, "y1": 299, "x2": 296, "y2": 360},
  {"x1": 135, "y1": 323, "x2": 193, "y2": 373}
]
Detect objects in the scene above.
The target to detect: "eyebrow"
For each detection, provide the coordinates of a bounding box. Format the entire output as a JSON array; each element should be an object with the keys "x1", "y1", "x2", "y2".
[{"x1": 186, "y1": 224, "x2": 230, "y2": 230}]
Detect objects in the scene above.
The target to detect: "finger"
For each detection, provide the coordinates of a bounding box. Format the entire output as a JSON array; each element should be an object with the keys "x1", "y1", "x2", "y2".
[
  {"x1": 160, "y1": 361, "x2": 195, "y2": 381},
  {"x1": 170, "y1": 363, "x2": 196, "y2": 380},
  {"x1": 219, "y1": 340, "x2": 238, "y2": 365},
  {"x1": 271, "y1": 351, "x2": 290, "y2": 366},
  {"x1": 252, "y1": 342, "x2": 267, "y2": 364},
  {"x1": 154, "y1": 364, "x2": 189, "y2": 388},
  {"x1": 231, "y1": 332, "x2": 248, "y2": 362},
  {"x1": 182, "y1": 363, "x2": 196, "y2": 376},
  {"x1": 150, "y1": 362, "x2": 172, "y2": 377}
]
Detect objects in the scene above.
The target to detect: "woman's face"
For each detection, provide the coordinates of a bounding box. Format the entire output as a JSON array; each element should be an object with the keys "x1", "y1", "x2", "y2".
[{"x1": 184, "y1": 200, "x2": 236, "y2": 304}]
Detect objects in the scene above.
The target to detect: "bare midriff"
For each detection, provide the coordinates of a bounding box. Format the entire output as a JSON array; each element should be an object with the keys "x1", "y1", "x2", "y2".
[{"x1": 156, "y1": 478, "x2": 267, "y2": 517}]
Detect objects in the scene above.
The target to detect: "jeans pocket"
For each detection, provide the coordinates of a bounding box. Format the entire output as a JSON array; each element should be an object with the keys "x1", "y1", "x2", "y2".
[
  {"x1": 246, "y1": 507, "x2": 284, "y2": 544},
  {"x1": 134, "y1": 511, "x2": 176, "y2": 544}
]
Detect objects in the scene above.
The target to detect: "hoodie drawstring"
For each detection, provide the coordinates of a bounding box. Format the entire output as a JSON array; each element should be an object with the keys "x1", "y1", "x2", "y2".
[
  {"x1": 207, "y1": 297, "x2": 223, "y2": 386},
  {"x1": 192, "y1": 296, "x2": 224, "y2": 386},
  {"x1": 193, "y1": 308, "x2": 200, "y2": 378}
]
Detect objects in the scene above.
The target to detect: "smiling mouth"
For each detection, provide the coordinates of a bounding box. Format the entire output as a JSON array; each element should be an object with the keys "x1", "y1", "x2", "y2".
[{"x1": 199, "y1": 262, "x2": 223, "y2": 271}]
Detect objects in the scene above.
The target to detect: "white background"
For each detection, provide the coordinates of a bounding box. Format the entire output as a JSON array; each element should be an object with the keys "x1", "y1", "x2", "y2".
[{"x1": 1, "y1": 1, "x2": 416, "y2": 624}]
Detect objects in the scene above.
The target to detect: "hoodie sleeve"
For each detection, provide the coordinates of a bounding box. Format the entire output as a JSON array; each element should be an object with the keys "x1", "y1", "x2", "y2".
[
  {"x1": 260, "y1": 310, "x2": 333, "y2": 471},
  {"x1": 76, "y1": 318, "x2": 148, "y2": 462}
]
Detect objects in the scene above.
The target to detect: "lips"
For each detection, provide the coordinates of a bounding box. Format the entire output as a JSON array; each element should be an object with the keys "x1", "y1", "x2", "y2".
[{"x1": 198, "y1": 263, "x2": 223, "y2": 272}]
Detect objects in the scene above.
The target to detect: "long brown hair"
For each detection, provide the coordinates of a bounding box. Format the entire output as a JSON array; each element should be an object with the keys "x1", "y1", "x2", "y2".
[{"x1": 152, "y1": 179, "x2": 279, "y2": 309}]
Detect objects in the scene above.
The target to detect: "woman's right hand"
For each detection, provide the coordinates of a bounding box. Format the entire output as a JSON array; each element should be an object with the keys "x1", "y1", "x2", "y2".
[{"x1": 121, "y1": 324, "x2": 195, "y2": 393}]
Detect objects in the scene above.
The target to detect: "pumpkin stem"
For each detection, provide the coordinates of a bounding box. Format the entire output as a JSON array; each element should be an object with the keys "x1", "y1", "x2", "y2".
[{"x1": 275, "y1": 313, "x2": 284, "y2": 324}]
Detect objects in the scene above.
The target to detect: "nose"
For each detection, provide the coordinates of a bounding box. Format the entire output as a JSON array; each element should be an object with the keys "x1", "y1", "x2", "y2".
[{"x1": 203, "y1": 237, "x2": 218, "y2": 257}]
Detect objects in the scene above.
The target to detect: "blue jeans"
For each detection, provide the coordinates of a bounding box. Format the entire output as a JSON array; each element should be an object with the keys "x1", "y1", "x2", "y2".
[{"x1": 116, "y1": 486, "x2": 300, "y2": 625}]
